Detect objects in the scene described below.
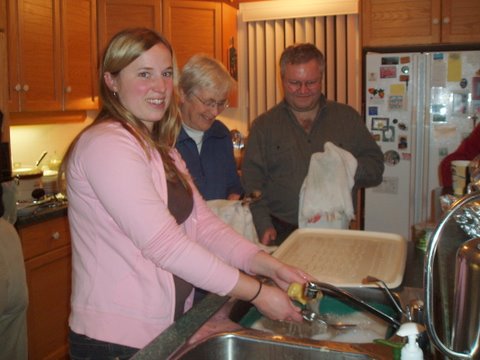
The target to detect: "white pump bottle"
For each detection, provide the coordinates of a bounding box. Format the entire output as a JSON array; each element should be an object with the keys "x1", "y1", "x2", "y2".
[{"x1": 396, "y1": 322, "x2": 424, "y2": 360}]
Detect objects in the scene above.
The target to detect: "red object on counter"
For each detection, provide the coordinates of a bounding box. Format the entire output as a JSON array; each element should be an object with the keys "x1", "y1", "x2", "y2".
[{"x1": 439, "y1": 124, "x2": 480, "y2": 187}]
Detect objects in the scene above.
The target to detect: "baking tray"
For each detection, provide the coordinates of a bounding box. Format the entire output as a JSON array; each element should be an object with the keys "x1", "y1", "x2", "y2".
[{"x1": 273, "y1": 228, "x2": 407, "y2": 288}]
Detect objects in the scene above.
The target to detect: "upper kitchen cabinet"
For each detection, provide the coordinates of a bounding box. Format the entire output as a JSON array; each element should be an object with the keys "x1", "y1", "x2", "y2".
[
  {"x1": 0, "y1": 0, "x2": 6, "y2": 31},
  {"x1": 163, "y1": 0, "x2": 238, "y2": 104},
  {"x1": 163, "y1": 0, "x2": 237, "y2": 70},
  {"x1": 362, "y1": 0, "x2": 480, "y2": 47},
  {"x1": 61, "y1": 0, "x2": 98, "y2": 110},
  {"x1": 97, "y1": 0, "x2": 162, "y2": 54},
  {"x1": 7, "y1": 0, "x2": 98, "y2": 113}
]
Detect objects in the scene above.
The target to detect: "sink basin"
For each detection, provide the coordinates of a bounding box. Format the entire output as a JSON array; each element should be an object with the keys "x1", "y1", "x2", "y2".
[
  {"x1": 171, "y1": 330, "x2": 390, "y2": 359},
  {"x1": 167, "y1": 287, "x2": 403, "y2": 360},
  {"x1": 229, "y1": 287, "x2": 401, "y2": 344}
]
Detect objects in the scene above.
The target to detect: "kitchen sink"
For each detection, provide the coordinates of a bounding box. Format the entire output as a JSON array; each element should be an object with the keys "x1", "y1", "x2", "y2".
[
  {"x1": 229, "y1": 286, "x2": 402, "y2": 344},
  {"x1": 168, "y1": 287, "x2": 403, "y2": 359},
  {"x1": 171, "y1": 331, "x2": 381, "y2": 359}
]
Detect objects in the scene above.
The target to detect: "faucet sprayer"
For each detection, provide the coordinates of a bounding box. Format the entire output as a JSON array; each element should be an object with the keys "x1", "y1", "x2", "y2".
[{"x1": 362, "y1": 275, "x2": 410, "y2": 321}]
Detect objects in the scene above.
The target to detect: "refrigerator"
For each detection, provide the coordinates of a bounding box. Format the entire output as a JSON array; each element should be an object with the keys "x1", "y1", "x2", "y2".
[{"x1": 363, "y1": 49, "x2": 480, "y2": 241}]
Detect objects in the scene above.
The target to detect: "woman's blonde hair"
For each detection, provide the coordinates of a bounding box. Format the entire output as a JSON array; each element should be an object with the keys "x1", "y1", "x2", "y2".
[{"x1": 62, "y1": 28, "x2": 190, "y2": 190}]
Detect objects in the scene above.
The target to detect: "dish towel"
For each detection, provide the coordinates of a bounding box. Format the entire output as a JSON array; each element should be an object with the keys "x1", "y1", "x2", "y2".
[
  {"x1": 298, "y1": 142, "x2": 358, "y2": 229},
  {"x1": 207, "y1": 199, "x2": 277, "y2": 253}
]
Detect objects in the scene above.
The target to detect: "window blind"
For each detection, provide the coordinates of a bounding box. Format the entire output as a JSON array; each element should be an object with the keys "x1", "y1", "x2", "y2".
[{"x1": 237, "y1": 9, "x2": 360, "y2": 127}]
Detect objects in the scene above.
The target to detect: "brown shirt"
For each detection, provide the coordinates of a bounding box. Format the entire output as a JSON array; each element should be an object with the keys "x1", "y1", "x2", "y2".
[{"x1": 167, "y1": 179, "x2": 194, "y2": 320}]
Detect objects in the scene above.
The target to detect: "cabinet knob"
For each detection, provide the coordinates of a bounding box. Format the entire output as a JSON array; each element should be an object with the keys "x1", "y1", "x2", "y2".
[
  {"x1": 432, "y1": 18, "x2": 440, "y2": 25},
  {"x1": 23, "y1": 84, "x2": 29, "y2": 92},
  {"x1": 65, "y1": 86, "x2": 72, "y2": 93},
  {"x1": 14, "y1": 83, "x2": 22, "y2": 91},
  {"x1": 51, "y1": 231, "x2": 60, "y2": 240},
  {"x1": 443, "y1": 17, "x2": 450, "y2": 24}
]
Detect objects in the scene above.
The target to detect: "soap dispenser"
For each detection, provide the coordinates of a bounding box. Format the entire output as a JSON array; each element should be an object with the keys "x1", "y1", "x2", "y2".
[{"x1": 397, "y1": 322, "x2": 424, "y2": 360}]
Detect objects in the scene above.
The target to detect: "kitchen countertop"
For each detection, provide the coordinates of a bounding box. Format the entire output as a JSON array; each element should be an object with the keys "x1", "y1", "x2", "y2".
[{"x1": 15, "y1": 202, "x2": 68, "y2": 228}]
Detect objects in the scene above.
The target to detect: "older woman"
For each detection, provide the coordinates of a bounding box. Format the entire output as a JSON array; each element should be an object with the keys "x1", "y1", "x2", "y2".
[{"x1": 176, "y1": 54, "x2": 243, "y2": 201}]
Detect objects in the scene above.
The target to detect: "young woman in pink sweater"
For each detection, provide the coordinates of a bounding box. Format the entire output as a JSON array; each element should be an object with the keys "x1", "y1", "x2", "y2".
[{"x1": 63, "y1": 28, "x2": 310, "y2": 359}]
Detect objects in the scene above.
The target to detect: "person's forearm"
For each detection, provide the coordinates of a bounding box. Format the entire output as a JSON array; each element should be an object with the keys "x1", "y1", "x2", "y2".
[
  {"x1": 227, "y1": 271, "x2": 264, "y2": 301},
  {"x1": 247, "y1": 251, "x2": 282, "y2": 280},
  {"x1": 355, "y1": 157, "x2": 384, "y2": 188},
  {"x1": 250, "y1": 201, "x2": 273, "y2": 238}
]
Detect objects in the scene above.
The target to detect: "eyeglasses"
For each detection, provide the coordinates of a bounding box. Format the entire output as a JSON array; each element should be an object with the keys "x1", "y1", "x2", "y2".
[
  {"x1": 192, "y1": 93, "x2": 229, "y2": 110},
  {"x1": 286, "y1": 79, "x2": 321, "y2": 92}
]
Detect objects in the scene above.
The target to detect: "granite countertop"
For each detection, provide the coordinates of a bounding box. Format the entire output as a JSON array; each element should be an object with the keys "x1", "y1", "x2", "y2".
[{"x1": 15, "y1": 202, "x2": 68, "y2": 228}]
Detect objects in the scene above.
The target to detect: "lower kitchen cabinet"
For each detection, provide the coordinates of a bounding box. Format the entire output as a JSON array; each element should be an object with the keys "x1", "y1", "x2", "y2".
[{"x1": 18, "y1": 215, "x2": 71, "y2": 360}]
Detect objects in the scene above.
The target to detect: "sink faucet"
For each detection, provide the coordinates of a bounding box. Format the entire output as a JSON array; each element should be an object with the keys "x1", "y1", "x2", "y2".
[
  {"x1": 303, "y1": 281, "x2": 402, "y2": 329},
  {"x1": 424, "y1": 190, "x2": 480, "y2": 359}
]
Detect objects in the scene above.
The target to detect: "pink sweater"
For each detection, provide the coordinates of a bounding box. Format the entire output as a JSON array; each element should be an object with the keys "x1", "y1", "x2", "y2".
[{"x1": 67, "y1": 122, "x2": 260, "y2": 348}]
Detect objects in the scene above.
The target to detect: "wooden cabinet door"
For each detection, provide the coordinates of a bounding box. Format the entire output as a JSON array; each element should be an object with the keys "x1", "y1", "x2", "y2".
[
  {"x1": 362, "y1": 0, "x2": 480, "y2": 47},
  {"x1": 7, "y1": 0, "x2": 63, "y2": 112},
  {"x1": 163, "y1": 0, "x2": 222, "y2": 69},
  {"x1": 97, "y1": 0, "x2": 163, "y2": 54},
  {"x1": 24, "y1": 245, "x2": 71, "y2": 360},
  {"x1": 441, "y1": 0, "x2": 480, "y2": 44},
  {"x1": 0, "y1": 31, "x2": 9, "y2": 143},
  {"x1": 18, "y1": 216, "x2": 71, "y2": 360},
  {"x1": 61, "y1": 0, "x2": 98, "y2": 110},
  {"x1": 362, "y1": 0, "x2": 441, "y2": 47}
]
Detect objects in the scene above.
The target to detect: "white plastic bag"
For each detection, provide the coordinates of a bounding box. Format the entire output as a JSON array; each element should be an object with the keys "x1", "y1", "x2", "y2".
[{"x1": 298, "y1": 142, "x2": 357, "y2": 229}]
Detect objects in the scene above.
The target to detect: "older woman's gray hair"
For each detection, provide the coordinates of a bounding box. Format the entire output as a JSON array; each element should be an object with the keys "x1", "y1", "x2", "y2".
[{"x1": 179, "y1": 54, "x2": 235, "y2": 98}]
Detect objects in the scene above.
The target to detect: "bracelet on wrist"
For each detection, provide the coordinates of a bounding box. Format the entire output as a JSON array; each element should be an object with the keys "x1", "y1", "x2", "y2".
[{"x1": 247, "y1": 280, "x2": 263, "y2": 303}]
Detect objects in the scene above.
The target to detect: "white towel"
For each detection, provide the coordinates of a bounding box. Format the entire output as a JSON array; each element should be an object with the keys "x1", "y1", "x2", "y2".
[
  {"x1": 207, "y1": 199, "x2": 277, "y2": 253},
  {"x1": 298, "y1": 142, "x2": 358, "y2": 229}
]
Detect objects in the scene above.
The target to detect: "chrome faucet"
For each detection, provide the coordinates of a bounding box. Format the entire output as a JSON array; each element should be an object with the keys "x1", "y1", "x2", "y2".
[
  {"x1": 424, "y1": 190, "x2": 480, "y2": 359},
  {"x1": 303, "y1": 281, "x2": 401, "y2": 328}
]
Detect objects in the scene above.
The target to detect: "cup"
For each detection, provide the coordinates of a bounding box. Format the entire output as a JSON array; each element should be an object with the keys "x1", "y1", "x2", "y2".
[{"x1": 451, "y1": 160, "x2": 471, "y2": 196}]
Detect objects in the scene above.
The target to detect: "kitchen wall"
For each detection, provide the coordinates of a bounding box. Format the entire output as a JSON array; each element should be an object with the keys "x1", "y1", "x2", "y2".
[
  {"x1": 9, "y1": 113, "x2": 94, "y2": 170},
  {"x1": 9, "y1": 107, "x2": 246, "y2": 170}
]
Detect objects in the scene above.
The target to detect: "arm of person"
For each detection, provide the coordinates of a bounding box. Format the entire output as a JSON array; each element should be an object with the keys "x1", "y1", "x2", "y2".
[
  {"x1": 229, "y1": 272, "x2": 303, "y2": 322},
  {"x1": 228, "y1": 252, "x2": 313, "y2": 322},
  {"x1": 348, "y1": 113, "x2": 385, "y2": 188},
  {"x1": 227, "y1": 193, "x2": 242, "y2": 200},
  {"x1": 241, "y1": 122, "x2": 276, "y2": 241},
  {"x1": 260, "y1": 227, "x2": 277, "y2": 245}
]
